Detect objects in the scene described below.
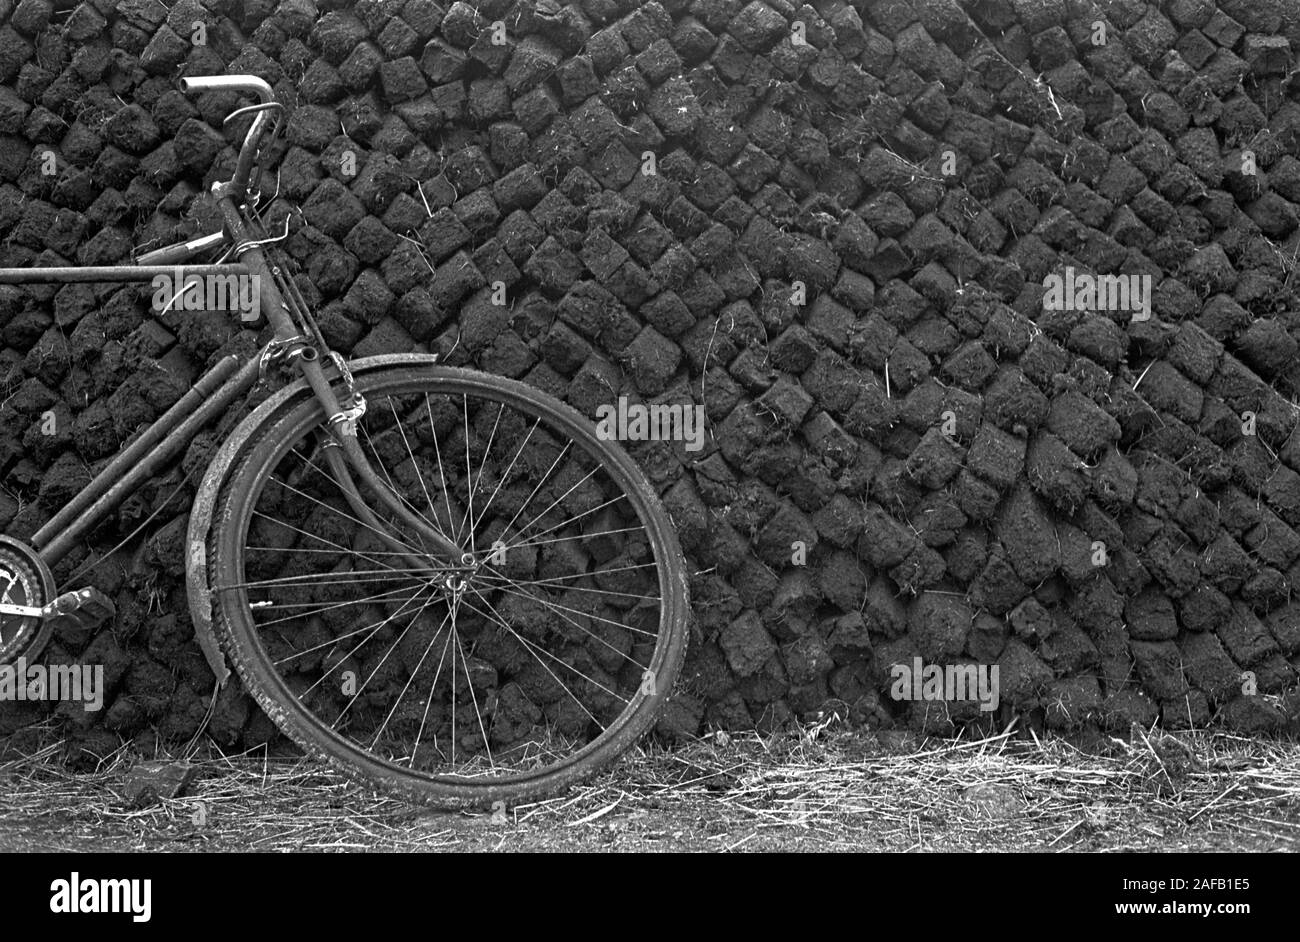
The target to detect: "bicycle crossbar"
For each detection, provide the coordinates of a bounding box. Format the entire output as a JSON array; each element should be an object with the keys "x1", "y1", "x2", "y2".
[
  {"x1": 0, "y1": 264, "x2": 252, "y2": 285},
  {"x1": 34, "y1": 353, "x2": 262, "y2": 566}
]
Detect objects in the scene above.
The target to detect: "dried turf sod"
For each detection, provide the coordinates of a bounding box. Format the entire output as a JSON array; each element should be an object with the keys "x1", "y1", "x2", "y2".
[{"x1": 1, "y1": 0, "x2": 1300, "y2": 759}]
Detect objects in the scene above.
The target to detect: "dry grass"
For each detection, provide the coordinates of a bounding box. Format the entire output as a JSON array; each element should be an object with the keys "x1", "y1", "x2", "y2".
[{"x1": 1, "y1": 723, "x2": 1298, "y2": 852}]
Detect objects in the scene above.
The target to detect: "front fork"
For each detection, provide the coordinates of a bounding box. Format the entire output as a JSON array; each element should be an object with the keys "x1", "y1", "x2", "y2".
[
  {"x1": 295, "y1": 349, "x2": 475, "y2": 573},
  {"x1": 218, "y1": 189, "x2": 478, "y2": 574},
  {"x1": 219, "y1": 195, "x2": 473, "y2": 576}
]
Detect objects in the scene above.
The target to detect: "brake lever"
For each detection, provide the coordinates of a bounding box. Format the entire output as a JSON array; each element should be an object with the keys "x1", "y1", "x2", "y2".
[
  {"x1": 232, "y1": 215, "x2": 292, "y2": 258},
  {"x1": 225, "y1": 102, "x2": 286, "y2": 206},
  {"x1": 252, "y1": 165, "x2": 282, "y2": 214},
  {"x1": 222, "y1": 100, "x2": 285, "y2": 127}
]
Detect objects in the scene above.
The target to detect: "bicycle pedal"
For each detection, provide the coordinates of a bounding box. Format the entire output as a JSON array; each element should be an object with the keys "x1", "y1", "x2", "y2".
[{"x1": 41, "y1": 587, "x2": 116, "y2": 633}]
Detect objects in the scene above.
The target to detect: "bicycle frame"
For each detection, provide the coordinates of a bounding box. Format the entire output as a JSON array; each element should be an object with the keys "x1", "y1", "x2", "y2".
[{"x1": 0, "y1": 75, "x2": 468, "y2": 572}]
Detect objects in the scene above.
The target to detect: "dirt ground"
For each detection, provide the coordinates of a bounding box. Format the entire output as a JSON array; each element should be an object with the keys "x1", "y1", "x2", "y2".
[{"x1": 2, "y1": 725, "x2": 1297, "y2": 852}]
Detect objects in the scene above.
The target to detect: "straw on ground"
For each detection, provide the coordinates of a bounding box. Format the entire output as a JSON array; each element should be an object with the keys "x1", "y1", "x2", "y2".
[{"x1": 1, "y1": 724, "x2": 1297, "y2": 852}]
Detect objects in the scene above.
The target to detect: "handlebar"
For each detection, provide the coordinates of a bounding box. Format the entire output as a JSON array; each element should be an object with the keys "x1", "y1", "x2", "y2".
[
  {"x1": 179, "y1": 75, "x2": 274, "y2": 102},
  {"x1": 180, "y1": 74, "x2": 279, "y2": 202}
]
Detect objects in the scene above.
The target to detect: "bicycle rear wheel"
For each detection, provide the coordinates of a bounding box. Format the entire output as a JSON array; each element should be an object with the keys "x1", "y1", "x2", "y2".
[{"x1": 209, "y1": 364, "x2": 689, "y2": 805}]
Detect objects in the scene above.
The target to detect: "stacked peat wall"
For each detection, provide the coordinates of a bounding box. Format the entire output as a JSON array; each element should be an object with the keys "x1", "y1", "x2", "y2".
[{"x1": 2, "y1": 0, "x2": 1300, "y2": 759}]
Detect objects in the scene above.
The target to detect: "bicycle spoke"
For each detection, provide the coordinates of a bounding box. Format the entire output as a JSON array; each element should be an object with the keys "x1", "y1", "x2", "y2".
[
  {"x1": 301, "y1": 586, "x2": 434, "y2": 698},
  {"x1": 505, "y1": 463, "x2": 600, "y2": 545},
  {"x1": 288, "y1": 444, "x2": 424, "y2": 548},
  {"x1": 426, "y1": 393, "x2": 460, "y2": 554},
  {"x1": 369, "y1": 606, "x2": 452, "y2": 752},
  {"x1": 454, "y1": 612, "x2": 495, "y2": 768},
  {"x1": 475, "y1": 570, "x2": 660, "y2": 605},
  {"x1": 459, "y1": 394, "x2": 474, "y2": 550},
  {"x1": 465, "y1": 401, "x2": 505, "y2": 553},
  {"x1": 490, "y1": 492, "x2": 633, "y2": 554},
  {"x1": 223, "y1": 566, "x2": 442, "y2": 590},
  {"x1": 497, "y1": 440, "x2": 573, "y2": 541},
  {"x1": 245, "y1": 545, "x2": 428, "y2": 557},
  {"x1": 477, "y1": 560, "x2": 660, "y2": 584},
  {"x1": 487, "y1": 580, "x2": 658, "y2": 641},
  {"x1": 487, "y1": 579, "x2": 650, "y2": 663},
  {"x1": 249, "y1": 508, "x2": 412, "y2": 572},
  {"x1": 506, "y1": 525, "x2": 646, "y2": 553},
  {"x1": 222, "y1": 377, "x2": 680, "y2": 791},
  {"x1": 463, "y1": 590, "x2": 625, "y2": 712},
  {"x1": 266, "y1": 588, "x2": 427, "y2": 665},
  {"x1": 265, "y1": 473, "x2": 424, "y2": 558},
  {"x1": 333, "y1": 589, "x2": 441, "y2": 727},
  {"x1": 386, "y1": 396, "x2": 446, "y2": 541},
  {"x1": 410, "y1": 610, "x2": 456, "y2": 770},
  {"x1": 475, "y1": 414, "x2": 539, "y2": 527},
  {"x1": 289, "y1": 442, "x2": 444, "y2": 560},
  {"x1": 359, "y1": 421, "x2": 449, "y2": 552},
  {"x1": 292, "y1": 442, "x2": 405, "y2": 538},
  {"x1": 449, "y1": 599, "x2": 458, "y2": 767},
  {"x1": 254, "y1": 581, "x2": 428, "y2": 628}
]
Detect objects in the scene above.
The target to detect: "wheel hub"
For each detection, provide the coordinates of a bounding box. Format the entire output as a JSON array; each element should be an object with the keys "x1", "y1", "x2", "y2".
[{"x1": 432, "y1": 552, "x2": 479, "y2": 597}]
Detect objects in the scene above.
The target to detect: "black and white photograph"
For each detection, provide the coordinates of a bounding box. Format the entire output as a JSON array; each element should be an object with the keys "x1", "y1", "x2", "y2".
[{"x1": 0, "y1": 0, "x2": 1294, "y2": 911}]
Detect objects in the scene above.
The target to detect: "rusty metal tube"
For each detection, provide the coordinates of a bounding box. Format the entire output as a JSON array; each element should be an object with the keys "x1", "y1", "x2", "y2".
[
  {"x1": 36, "y1": 355, "x2": 261, "y2": 566},
  {"x1": 32, "y1": 354, "x2": 245, "y2": 551}
]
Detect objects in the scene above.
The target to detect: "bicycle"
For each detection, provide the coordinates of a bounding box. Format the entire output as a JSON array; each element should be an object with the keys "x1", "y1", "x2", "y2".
[{"x1": 0, "y1": 74, "x2": 690, "y2": 806}]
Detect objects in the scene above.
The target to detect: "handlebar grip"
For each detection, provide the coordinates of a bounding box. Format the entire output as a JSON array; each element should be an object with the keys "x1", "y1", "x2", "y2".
[{"x1": 178, "y1": 75, "x2": 274, "y2": 103}]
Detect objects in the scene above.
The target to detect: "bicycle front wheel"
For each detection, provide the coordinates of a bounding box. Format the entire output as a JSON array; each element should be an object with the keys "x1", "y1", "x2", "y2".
[{"x1": 209, "y1": 364, "x2": 689, "y2": 805}]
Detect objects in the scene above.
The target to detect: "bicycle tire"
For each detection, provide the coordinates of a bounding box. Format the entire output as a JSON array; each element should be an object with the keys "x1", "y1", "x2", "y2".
[{"x1": 208, "y1": 364, "x2": 690, "y2": 806}]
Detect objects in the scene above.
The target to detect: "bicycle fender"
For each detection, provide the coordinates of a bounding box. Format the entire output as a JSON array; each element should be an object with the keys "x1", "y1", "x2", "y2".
[{"x1": 186, "y1": 353, "x2": 443, "y2": 686}]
